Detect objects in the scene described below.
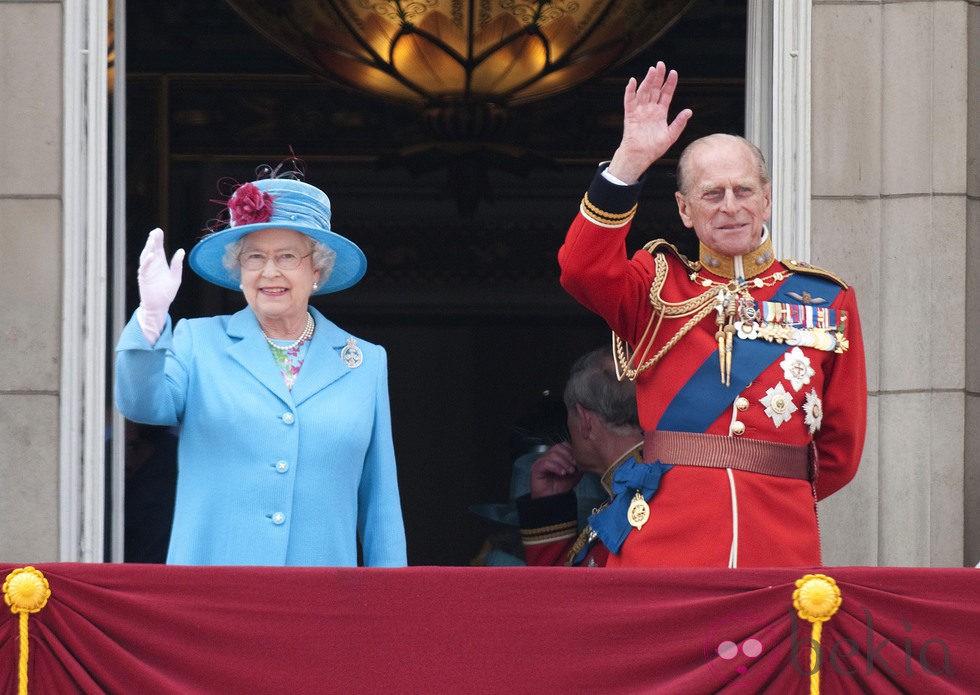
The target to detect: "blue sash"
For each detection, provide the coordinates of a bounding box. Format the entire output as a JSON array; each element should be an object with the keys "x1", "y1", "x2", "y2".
[
  {"x1": 587, "y1": 456, "x2": 672, "y2": 556},
  {"x1": 658, "y1": 273, "x2": 842, "y2": 433}
]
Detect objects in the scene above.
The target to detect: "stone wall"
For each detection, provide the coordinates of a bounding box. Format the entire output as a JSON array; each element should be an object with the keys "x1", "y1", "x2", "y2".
[
  {"x1": 813, "y1": 0, "x2": 976, "y2": 567},
  {"x1": 0, "y1": 1, "x2": 63, "y2": 562}
]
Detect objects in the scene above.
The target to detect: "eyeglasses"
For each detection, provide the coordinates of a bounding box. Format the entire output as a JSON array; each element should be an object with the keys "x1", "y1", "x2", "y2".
[{"x1": 238, "y1": 251, "x2": 312, "y2": 271}]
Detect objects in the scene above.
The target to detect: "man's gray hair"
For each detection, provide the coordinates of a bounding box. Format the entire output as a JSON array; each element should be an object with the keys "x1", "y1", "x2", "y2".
[
  {"x1": 563, "y1": 349, "x2": 640, "y2": 431},
  {"x1": 675, "y1": 133, "x2": 770, "y2": 194}
]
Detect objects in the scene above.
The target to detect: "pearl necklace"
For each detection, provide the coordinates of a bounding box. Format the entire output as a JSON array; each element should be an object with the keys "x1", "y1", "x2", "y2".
[{"x1": 262, "y1": 312, "x2": 315, "y2": 351}]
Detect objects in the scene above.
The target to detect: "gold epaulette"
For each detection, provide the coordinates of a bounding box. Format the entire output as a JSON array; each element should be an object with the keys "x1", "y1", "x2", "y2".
[
  {"x1": 642, "y1": 238, "x2": 699, "y2": 273},
  {"x1": 781, "y1": 258, "x2": 849, "y2": 289}
]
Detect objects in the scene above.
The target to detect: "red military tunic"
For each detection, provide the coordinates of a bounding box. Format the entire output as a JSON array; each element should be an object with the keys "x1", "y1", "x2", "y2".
[
  {"x1": 518, "y1": 491, "x2": 610, "y2": 568},
  {"x1": 558, "y1": 167, "x2": 867, "y2": 568}
]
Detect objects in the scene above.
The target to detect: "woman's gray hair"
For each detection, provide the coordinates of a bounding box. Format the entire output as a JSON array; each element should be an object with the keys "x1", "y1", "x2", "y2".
[
  {"x1": 221, "y1": 234, "x2": 336, "y2": 283},
  {"x1": 563, "y1": 349, "x2": 640, "y2": 431},
  {"x1": 675, "y1": 133, "x2": 770, "y2": 195}
]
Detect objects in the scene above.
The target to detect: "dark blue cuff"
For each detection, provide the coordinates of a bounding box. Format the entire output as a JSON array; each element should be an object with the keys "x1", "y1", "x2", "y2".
[{"x1": 582, "y1": 162, "x2": 645, "y2": 219}]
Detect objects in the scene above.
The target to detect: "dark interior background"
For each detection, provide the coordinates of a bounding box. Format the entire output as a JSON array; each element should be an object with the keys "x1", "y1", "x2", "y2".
[{"x1": 119, "y1": 0, "x2": 746, "y2": 565}]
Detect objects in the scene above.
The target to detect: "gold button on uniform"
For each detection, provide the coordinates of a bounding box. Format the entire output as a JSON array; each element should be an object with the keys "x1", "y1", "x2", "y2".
[
  {"x1": 735, "y1": 397, "x2": 750, "y2": 411},
  {"x1": 731, "y1": 421, "x2": 746, "y2": 436}
]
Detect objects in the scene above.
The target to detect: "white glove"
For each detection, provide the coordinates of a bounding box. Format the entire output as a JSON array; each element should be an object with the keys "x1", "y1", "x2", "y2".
[{"x1": 136, "y1": 228, "x2": 185, "y2": 345}]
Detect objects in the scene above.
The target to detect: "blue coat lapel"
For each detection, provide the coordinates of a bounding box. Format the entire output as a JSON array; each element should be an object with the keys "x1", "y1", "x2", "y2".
[
  {"x1": 225, "y1": 308, "x2": 292, "y2": 405},
  {"x1": 289, "y1": 308, "x2": 355, "y2": 407},
  {"x1": 224, "y1": 307, "x2": 356, "y2": 408}
]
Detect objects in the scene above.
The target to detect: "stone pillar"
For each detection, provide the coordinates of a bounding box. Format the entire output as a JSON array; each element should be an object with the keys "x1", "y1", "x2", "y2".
[
  {"x1": 812, "y1": 1, "x2": 972, "y2": 567},
  {"x1": 0, "y1": 1, "x2": 64, "y2": 562},
  {"x1": 965, "y1": 3, "x2": 980, "y2": 567}
]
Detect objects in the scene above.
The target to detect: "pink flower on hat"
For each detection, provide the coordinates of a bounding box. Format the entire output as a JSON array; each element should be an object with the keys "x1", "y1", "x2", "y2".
[{"x1": 229, "y1": 182, "x2": 274, "y2": 226}]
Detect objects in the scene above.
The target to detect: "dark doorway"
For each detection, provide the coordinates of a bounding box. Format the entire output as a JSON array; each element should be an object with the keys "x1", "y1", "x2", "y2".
[{"x1": 119, "y1": 0, "x2": 746, "y2": 565}]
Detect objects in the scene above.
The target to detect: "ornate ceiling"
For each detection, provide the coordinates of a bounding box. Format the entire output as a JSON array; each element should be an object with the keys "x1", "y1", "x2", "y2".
[{"x1": 124, "y1": 0, "x2": 746, "y2": 316}]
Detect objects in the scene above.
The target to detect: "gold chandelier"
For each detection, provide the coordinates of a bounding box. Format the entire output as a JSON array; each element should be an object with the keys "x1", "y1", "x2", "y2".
[{"x1": 224, "y1": 0, "x2": 696, "y2": 137}]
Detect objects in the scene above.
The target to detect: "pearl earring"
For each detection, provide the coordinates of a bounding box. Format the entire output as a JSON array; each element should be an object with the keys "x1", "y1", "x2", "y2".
[{"x1": 312, "y1": 282, "x2": 319, "y2": 290}]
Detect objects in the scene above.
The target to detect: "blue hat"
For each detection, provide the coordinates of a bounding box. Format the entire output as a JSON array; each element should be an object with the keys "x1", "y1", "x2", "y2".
[{"x1": 188, "y1": 177, "x2": 367, "y2": 295}]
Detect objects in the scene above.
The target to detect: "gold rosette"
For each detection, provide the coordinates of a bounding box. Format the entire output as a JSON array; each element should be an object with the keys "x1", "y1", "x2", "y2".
[
  {"x1": 792, "y1": 573, "x2": 842, "y2": 695},
  {"x1": 4, "y1": 566, "x2": 52, "y2": 695},
  {"x1": 4, "y1": 567, "x2": 51, "y2": 614}
]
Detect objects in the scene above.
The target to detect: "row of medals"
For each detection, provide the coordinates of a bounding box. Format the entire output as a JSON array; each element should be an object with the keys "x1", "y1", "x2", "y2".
[{"x1": 623, "y1": 275, "x2": 846, "y2": 532}]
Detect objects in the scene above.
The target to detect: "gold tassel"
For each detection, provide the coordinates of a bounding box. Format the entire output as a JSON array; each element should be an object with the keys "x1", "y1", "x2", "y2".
[
  {"x1": 4, "y1": 566, "x2": 52, "y2": 695},
  {"x1": 792, "y1": 573, "x2": 842, "y2": 695}
]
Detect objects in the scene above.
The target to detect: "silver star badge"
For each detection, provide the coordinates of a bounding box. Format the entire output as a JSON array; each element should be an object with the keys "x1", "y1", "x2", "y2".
[
  {"x1": 780, "y1": 347, "x2": 815, "y2": 392},
  {"x1": 803, "y1": 390, "x2": 823, "y2": 434},
  {"x1": 760, "y1": 382, "x2": 797, "y2": 428}
]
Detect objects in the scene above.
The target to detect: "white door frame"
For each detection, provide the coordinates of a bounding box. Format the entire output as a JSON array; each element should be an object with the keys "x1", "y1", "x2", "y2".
[
  {"x1": 61, "y1": 0, "x2": 812, "y2": 561},
  {"x1": 746, "y1": 0, "x2": 811, "y2": 261},
  {"x1": 61, "y1": 0, "x2": 111, "y2": 561}
]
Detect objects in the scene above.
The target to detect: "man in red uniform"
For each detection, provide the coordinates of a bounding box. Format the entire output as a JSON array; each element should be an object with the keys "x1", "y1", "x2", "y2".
[
  {"x1": 518, "y1": 349, "x2": 647, "y2": 567},
  {"x1": 558, "y1": 62, "x2": 867, "y2": 568}
]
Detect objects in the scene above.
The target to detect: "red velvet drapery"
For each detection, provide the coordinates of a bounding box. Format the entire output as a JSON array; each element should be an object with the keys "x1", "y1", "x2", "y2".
[{"x1": 2, "y1": 564, "x2": 977, "y2": 694}]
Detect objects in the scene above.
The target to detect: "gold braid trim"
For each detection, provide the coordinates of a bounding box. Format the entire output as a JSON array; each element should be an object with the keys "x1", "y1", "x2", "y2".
[
  {"x1": 564, "y1": 525, "x2": 598, "y2": 566},
  {"x1": 643, "y1": 238, "x2": 699, "y2": 270},
  {"x1": 581, "y1": 192, "x2": 638, "y2": 227},
  {"x1": 613, "y1": 253, "x2": 721, "y2": 381},
  {"x1": 521, "y1": 520, "x2": 577, "y2": 545}
]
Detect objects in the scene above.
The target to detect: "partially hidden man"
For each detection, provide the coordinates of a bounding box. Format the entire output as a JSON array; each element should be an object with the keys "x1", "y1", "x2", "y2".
[
  {"x1": 558, "y1": 62, "x2": 867, "y2": 568},
  {"x1": 517, "y1": 349, "x2": 645, "y2": 568}
]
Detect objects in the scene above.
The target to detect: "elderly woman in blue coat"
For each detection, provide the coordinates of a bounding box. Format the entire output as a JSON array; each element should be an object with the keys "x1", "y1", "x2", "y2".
[{"x1": 115, "y1": 168, "x2": 407, "y2": 567}]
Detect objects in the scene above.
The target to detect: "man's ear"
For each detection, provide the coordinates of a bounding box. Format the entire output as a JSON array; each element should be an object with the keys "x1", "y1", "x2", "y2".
[
  {"x1": 574, "y1": 402, "x2": 594, "y2": 439},
  {"x1": 675, "y1": 191, "x2": 694, "y2": 229}
]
